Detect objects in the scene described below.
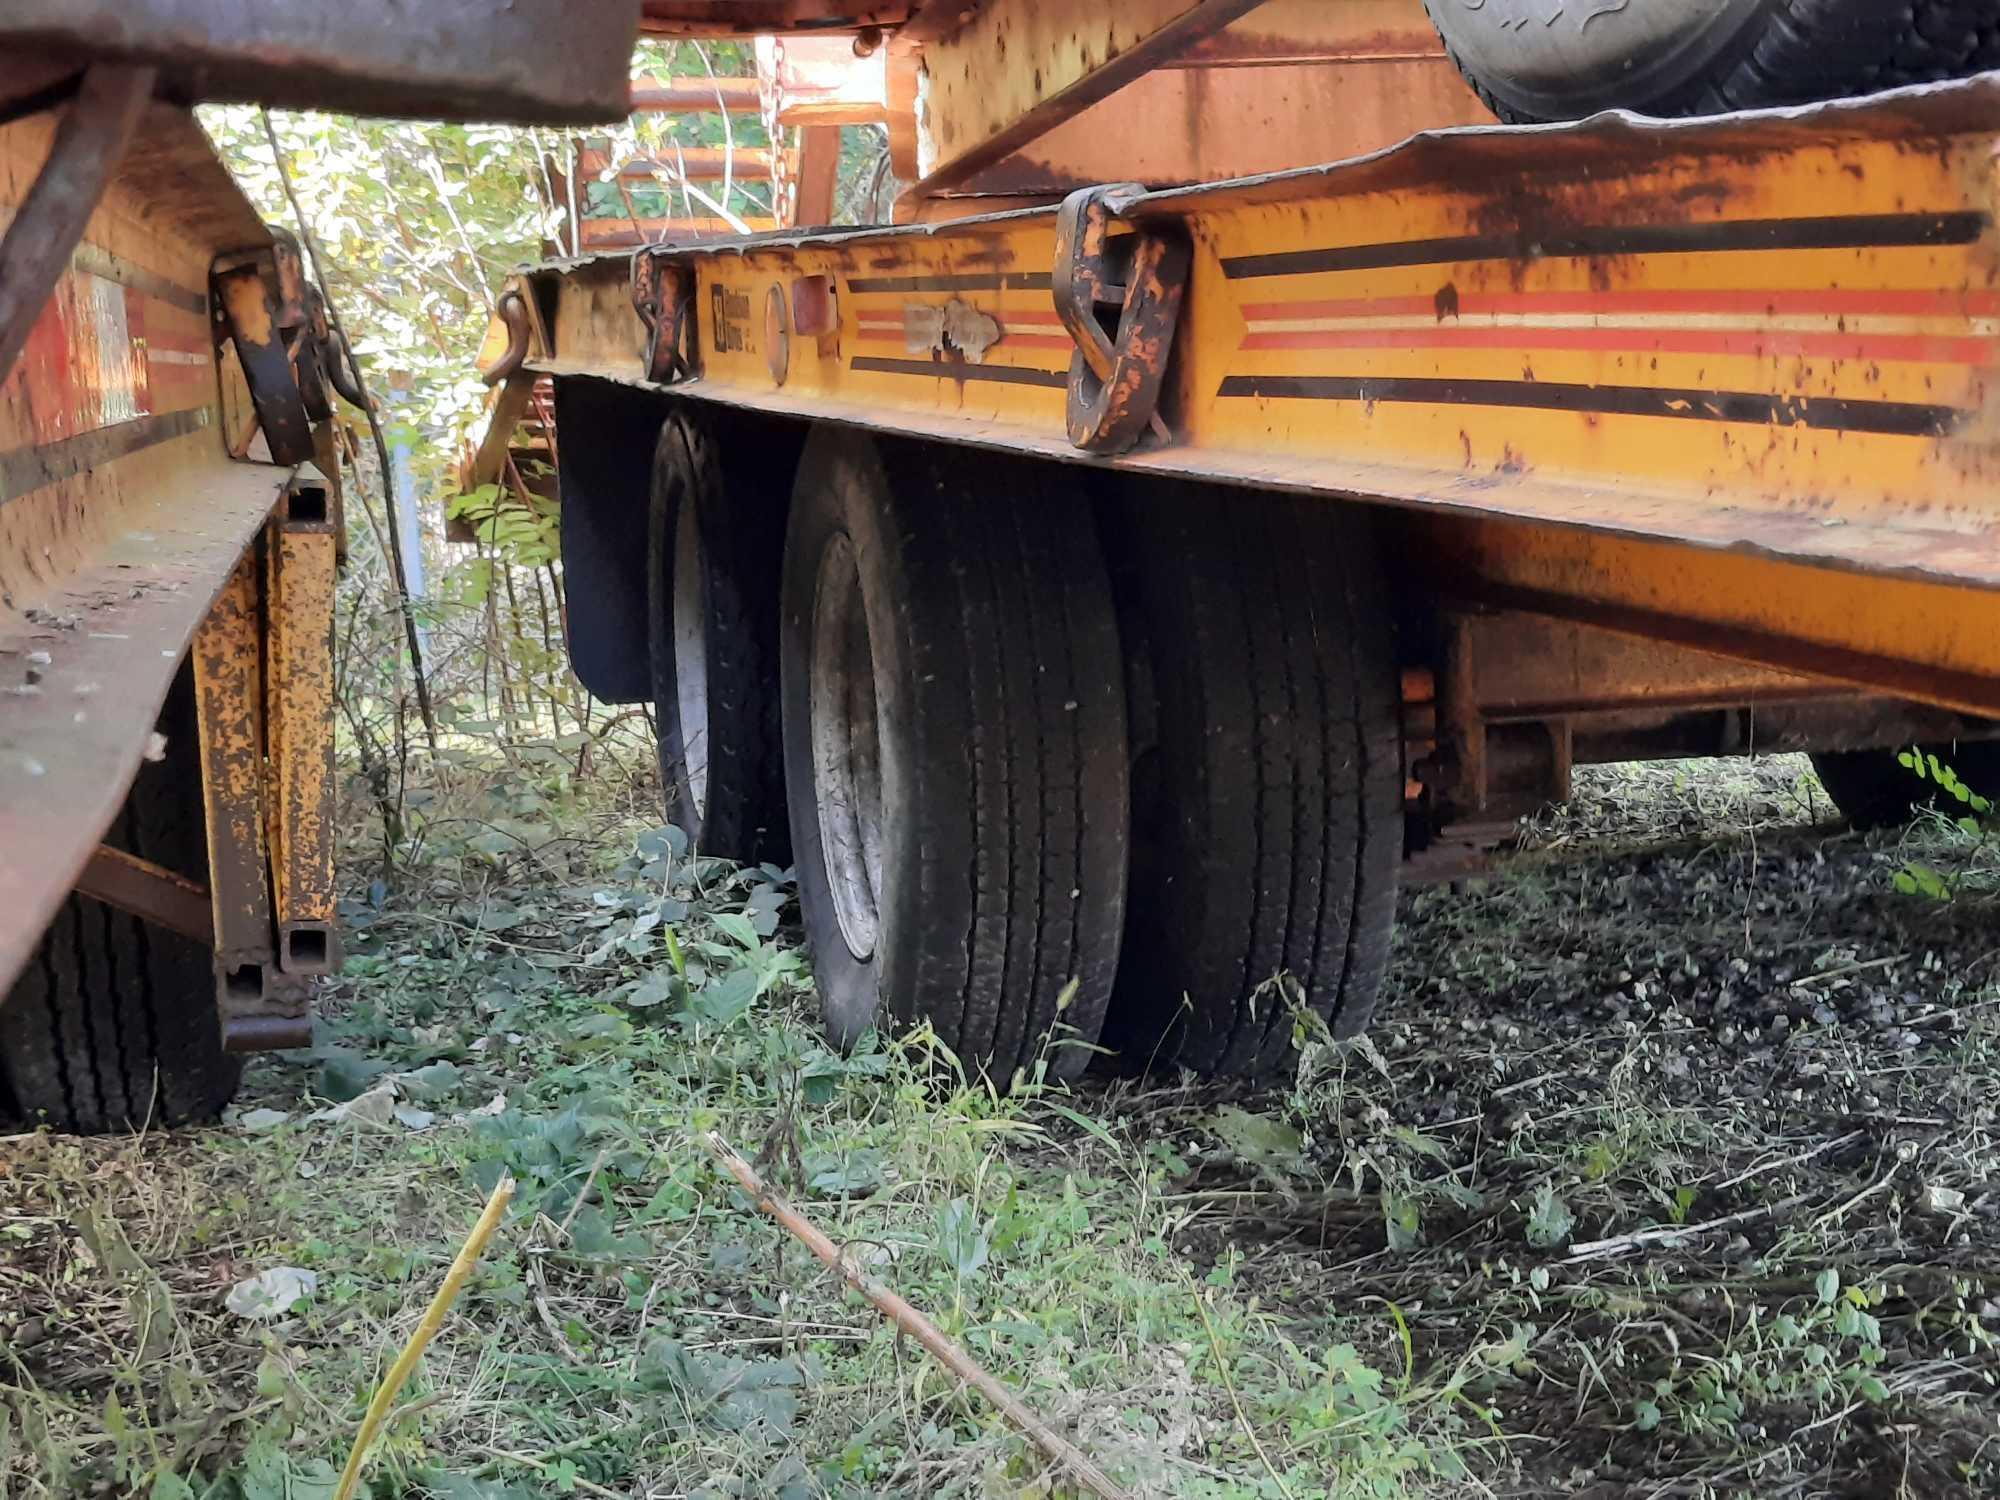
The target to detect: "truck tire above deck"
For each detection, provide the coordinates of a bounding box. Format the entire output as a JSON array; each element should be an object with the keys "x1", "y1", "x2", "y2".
[
  {"x1": 1101, "y1": 481, "x2": 1403, "y2": 1080},
  {"x1": 1425, "y1": 0, "x2": 2000, "y2": 123},
  {"x1": 647, "y1": 407, "x2": 796, "y2": 864},
  {"x1": 0, "y1": 663, "x2": 239, "y2": 1133},
  {"x1": 780, "y1": 429, "x2": 1129, "y2": 1086}
]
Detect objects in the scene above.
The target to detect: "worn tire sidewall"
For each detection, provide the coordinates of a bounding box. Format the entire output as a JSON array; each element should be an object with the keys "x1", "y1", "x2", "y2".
[
  {"x1": 647, "y1": 413, "x2": 711, "y2": 849},
  {"x1": 1424, "y1": 0, "x2": 1769, "y2": 120},
  {"x1": 781, "y1": 428, "x2": 915, "y2": 1049}
]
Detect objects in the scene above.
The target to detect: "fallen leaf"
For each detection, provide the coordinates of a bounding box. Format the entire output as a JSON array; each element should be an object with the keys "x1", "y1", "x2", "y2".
[
  {"x1": 225, "y1": 1266, "x2": 317, "y2": 1320},
  {"x1": 309, "y1": 1085, "x2": 397, "y2": 1126},
  {"x1": 1920, "y1": 1184, "x2": 1966, "y2": 1214}
]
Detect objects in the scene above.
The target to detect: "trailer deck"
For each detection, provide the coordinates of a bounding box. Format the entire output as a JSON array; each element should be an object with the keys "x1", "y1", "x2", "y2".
[{"x1": 516, "y1": 75, "x2": 2000, "y2": 721}]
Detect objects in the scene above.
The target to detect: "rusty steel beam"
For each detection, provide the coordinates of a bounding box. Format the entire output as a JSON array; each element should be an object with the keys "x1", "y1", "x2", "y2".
[
  {"x1": 192, "y1": 547, "x2": 274, "y2": 996},
  {"x1": 1414, "y1": 609, "x2": 2000, "y2": 826},
  {"x1": 1166, "y1": 0, "x2": 1445, "y2": 68},
  {"x1": 1566, "y1": 697, "x2": 1999, "y2": 765},
  {"x1": 1, "y1": 1, "x2": 642, "y2": 124},
  {"x1": 915, "y1": 0, "x2": 1268, "y2": 196},
  {"x1": 794, "y1": 127, "x2": 842, "y2": 227},
  {"x1": 632, "y1": 76, "x2": 761, "y2": 113},
  {"x1": 1452, "y1": 612, "x2": 1839, "y2": 720},
  {"x1": 74, "y1": 845, "x2": 212, "y2": 944},
  {"x1": 578, "y1": 146, "x2": 779, "y2": 183},
  {"x1": 909, "y1": 1, "x2": 1490, "y2": 199},
  {"x1": 0, "y1": 64, "x2": 153, "y2": 384},
  {"x1": 264, "y1": 475, "x2": 338, "y2": 978},
  {"x1": 577, "y1": 216, "x2": 780, "y2": 249},
  {"x1": 638, "y1": 1, "x2": 916, "y2": 35},
  {"x1": 222, "y1": 1006, "x2": 313, "y2": 1053}
]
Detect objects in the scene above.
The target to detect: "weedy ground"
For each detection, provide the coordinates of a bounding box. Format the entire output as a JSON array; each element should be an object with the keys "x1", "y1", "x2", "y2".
[{"x1": 2, "y1": 752, "x2": 1996, "y2": 1499}]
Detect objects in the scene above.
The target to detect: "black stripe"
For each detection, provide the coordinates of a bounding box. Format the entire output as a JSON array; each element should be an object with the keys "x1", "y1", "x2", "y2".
[
  {"x1": 1221, "y1": 211, "x2": 1990, "y2": 280},
  {"x1": 847, "y1": 272, "x2": 1054, "y2": 293},
  {"x1": 1, "y1": 408, "x2": 213, "y2": 505},
  {"x1": 1216, "y1": 374, "x2": 1959, "y2": 437},
  {"x1": 72, "y1": 246, "x2": 209, "y2": 316},
  {"x1": 853, "y1": 355, "x2": 1067, "y2": 388}
]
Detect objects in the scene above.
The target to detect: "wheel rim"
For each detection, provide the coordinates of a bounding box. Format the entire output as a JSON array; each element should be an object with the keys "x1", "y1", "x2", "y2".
[
  {"x1": 672, "y1": 495, "x2": 710, "y2": 821},
  {"x1": 809, "y1": 533, "x2": 885, "y2": 961}
]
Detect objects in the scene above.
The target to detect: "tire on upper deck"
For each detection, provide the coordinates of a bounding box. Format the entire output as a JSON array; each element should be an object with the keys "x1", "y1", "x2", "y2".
[
  {"x1": 1424, "y1": 0, "x2": 2000, "y2": 124},
  {"x1": 648, "y1": 406, "x2": 799, "y2": 864},
  {"x1": 0, "y1": 662, "x2": 239, "y2": 1133}
]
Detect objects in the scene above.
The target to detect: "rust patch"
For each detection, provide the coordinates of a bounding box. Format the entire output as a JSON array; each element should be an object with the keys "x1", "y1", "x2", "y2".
[{"x1": 903, "y1": 298, "x2": 1002, "y2": 363}]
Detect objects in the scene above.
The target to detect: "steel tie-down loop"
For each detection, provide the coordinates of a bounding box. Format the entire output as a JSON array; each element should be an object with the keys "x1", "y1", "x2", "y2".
[
  {"x1": 1053, "y1": 183, "x2": 1190, "y2": 455},
  {"x1": 633, "y1": 252, "x2": 698, "y2": 384},
  {"x1": 479, "y1": 289, "x2": 532, "y2": 386}
]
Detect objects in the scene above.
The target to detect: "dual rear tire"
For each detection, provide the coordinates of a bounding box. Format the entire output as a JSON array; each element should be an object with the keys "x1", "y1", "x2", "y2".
[
  {"x1": 780, "y1": 431, "x2": 1131, "y2": 1083},
  {"x1": 1, "y1": 663, "x2": 238, "y2": 1132},
  {"x1": 666, "y1": 418, "x2": 1404, "y2": 1084},
  {"x1": 647, "y1": 408, "x2": 797, "y2": 865}
]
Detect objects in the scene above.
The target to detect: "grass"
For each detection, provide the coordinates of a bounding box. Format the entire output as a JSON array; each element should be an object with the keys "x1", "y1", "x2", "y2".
[{"x1": 2, "y1": 751, "x2": 1997, "y2": 1498}]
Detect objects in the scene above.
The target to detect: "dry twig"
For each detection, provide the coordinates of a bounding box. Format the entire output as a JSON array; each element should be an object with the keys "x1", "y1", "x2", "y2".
[
  {"x1": 1563, "y1": 1191, "x2": 1812, "y2": 1263},
  {"x1": 705, "y1": 1131, "x2": 1134, "y2": 1500}
]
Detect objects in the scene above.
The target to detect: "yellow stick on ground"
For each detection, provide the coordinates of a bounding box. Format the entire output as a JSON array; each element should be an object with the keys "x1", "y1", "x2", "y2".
[{"x1": 332, "y1": 1174, "x2": 516, "y2": 1500}]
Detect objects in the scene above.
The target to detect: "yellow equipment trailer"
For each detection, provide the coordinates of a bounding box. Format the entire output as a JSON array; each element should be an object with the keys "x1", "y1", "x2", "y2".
[
  {"x1": 0, "y1": 3, "x2": 641, "y2": 1130},
  {"x1": 506, "y1": 0, "x2": 2000, "y2": 1086}
]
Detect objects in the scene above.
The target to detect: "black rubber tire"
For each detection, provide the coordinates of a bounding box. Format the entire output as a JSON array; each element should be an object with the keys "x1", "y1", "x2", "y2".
[
  {"x1": 780, "y1": 428, "x2": 1128, "y2": 1085},
  {"x1": 1100, "y1": 482, "x2": 1403, "y2": 1080},
  {"x1": 647, "y1": 406, "x2": 798, "y2": 864},
  {"x1": 1810, "y1": 739, "x2": 2000, "y2": 830},
  {"x1": 0, "y1": 662, "x2": 239, "y2": 1132},
  {"x1": 1426, "y1": 0, "x2": 2000, "y2": 124}
]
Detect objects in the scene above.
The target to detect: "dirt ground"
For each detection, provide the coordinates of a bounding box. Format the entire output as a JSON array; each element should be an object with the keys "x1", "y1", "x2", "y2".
[{"x1": 2, "y1": 752, "x2": 1996, "y2": 1498}]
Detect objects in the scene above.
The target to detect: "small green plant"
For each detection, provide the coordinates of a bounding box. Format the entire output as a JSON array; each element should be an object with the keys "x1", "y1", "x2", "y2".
[{"x1": 1893, "y1": 748, "x2": 1995, "y2": 898}]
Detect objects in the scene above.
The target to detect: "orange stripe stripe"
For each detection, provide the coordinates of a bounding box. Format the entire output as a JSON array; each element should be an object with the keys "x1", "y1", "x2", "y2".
[{"x1": 1239, "y1": 324, "x2": 1993, "y2": 363}]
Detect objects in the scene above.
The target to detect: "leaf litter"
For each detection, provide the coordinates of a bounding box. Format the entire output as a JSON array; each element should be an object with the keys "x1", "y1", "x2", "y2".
[{"x1": 0, "y1": 752, "x2": 1995, "y2": 1497}]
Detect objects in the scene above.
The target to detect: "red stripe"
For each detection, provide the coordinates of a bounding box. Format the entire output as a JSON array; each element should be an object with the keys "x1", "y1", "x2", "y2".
[
  {"x1": 1240, "y1": 324, "x2": 1993, "y2": 364},
  {"x1": 1240, "y1": 288, "x2": 2000, "y2": 322}
]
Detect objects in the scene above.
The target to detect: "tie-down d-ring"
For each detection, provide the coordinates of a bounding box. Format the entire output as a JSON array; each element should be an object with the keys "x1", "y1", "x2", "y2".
[
  {"x1": 1052, "y1": 183, "x2": 1190, "y2": 456},
  {"x1": 632, "y1": 252, "x2": 699, "y2": 385}
]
